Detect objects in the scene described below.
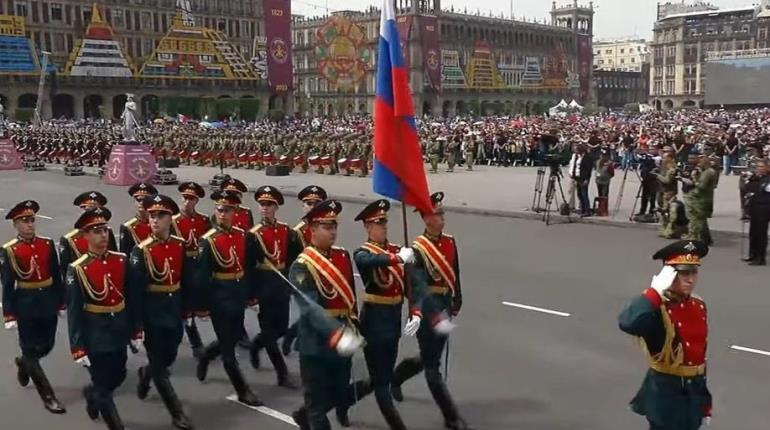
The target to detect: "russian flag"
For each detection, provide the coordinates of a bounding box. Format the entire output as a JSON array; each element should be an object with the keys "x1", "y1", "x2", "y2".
[{"x1": 372, "y1": 0, "x2": 432, "y2": 214}]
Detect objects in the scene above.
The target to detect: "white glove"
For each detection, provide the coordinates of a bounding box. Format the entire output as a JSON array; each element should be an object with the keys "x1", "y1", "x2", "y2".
[
  {"x1": 433, "y1": 313, "x2": 456, "y2": 336},
  {"x1": 651, "y1": 265, "x2": 678, "y2": 296},
  {"x1": 75, "y1": 356, "x2": 91, "y2": 367},
  {"x1": 58, "y1": 309, "x2": 67, "y2": 319},
  {"x1": 4, "y1": 320, "x2": 17, "y2": 330},
  {"x1": 704, "y1": 417, "x2": 711, "y2": 426},
  {"x1": 334, "y1": 327, "x2": 365, "y2": 356},
  {"x1": 130, "y1": 339, "x2": 145, "y2": 354},
  {"x1": 403, "y1": 315, "x2": 421, "y2": 336},
  {"x1": 249, "y1": 304, "x2": 260, "y2": 313},
  {"x1": 397, "y1": 247, "x2": 415, "y2": 264},
  {"x1": 197, "y1": 315, "x2": 210, "y2": 322}
]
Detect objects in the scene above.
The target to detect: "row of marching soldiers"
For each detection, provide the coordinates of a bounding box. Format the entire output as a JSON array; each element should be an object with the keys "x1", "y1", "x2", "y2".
[{"x1": 1, "y1": 179, "x2": 473, "y2": 430}]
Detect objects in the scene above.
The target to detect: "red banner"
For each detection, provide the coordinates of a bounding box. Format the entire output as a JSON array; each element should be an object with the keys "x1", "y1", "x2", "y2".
[
  {"x1": 396, "y1": 15, "x2": 413, "y2": 69},
  {"x1": 577, "y1": 34, "x2": 592, "y2": 104},
  {"x1": 419, "y1": 16, "x2": 441, "y2": 91},
  {"x1": 264, "y1": 0, "x2": 292, "y2": 94}
]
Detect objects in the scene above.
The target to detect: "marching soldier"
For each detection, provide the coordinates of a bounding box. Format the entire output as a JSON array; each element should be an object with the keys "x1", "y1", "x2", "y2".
[
  {"x1": 463, "y1": 136, "x2": 476, "y2": 171},
  {"x1": 618, "y1": 240, "x2": 712, "y2": 430},
  {"x1": 60, "y1": 191, "x2": 118, "y2": 283},
  {"x1": 428, "y1": 137, "x2": 443, "y2": 173},
  {"x1": 390, "y1": 192, "x2": 473, "y2": 430},
  {"x1": 194, "y1": 190, "x2": 262, "y2": 406},
  {"x1": 119, "y1": 182, "x2": 158, "y2": 255},
  {"x1": 344, "y1": 137, "x2": 357, "y2": 176},
  {"x1": 359, "y1": 138, "x2": 371, "y2": 178},
  {"x1": 681, "y1": 155, "x2": 717, "y2": 246},
  {"x1": 288, "y1": 200, "x2": 365, "y2": 430},
  {"x1": 344, "y1": 199, "x2": 420, "y2": 430},
  {"x1": 247, "y1": 186, "x2": 302, "y2": 388},
  {"x1": 300, "y1": 137, "x2": 313, "y2": 174},
  {"x1": 220, "y1": 177, "x2": 254, "y2": 231},
  {"x1": 445, "y1": 138, "x2": 457, "y2": 172},
  {"x1": 67, "y1": 207, "x2": 141, "y2": 429},
  {"x1": 130, "y1": 195, "x2": 194, "y2": 429},
  {"x1": 1, "y1": 200, "x2": 66, "y2": 414},
  {"x1": 282, "y1": 185, "x2": 329, "y2": 355},
  {"x1": 173, "y1": 182, "x2": 211, "y2": 356}
]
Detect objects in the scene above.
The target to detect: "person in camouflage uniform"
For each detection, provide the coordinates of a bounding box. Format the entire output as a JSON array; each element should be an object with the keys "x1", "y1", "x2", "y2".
[
  {"x1": 658, "y1": 190, "x2": 688, "y2": 239},
  {"x1": 681, "y1": 155, "x2": 717, "y2": 245},
  {"x1": 444, "y1": 138, "x2": 457, "y2": 172},
  {"x1": 344, "y1": 137, "x2": 357, "y2": 177},
  {"x1": 463, "y1": 136, "x2": 476, "y2": 171},
  {"x1": 300, "y1": 136, "x2": 313, "y2": 174},
  {"x1": 655, "y1": 146, "x2": 678, "y2": 213},
  {"x1": 427, "y1": 137, "x2": 443, "y2": 173},
  {"x1": 359, "y1": 138, "x2": 372, "y2": 178},
  {"x1": 328, "y1": 139, "x2": 340, "y2": 175}
]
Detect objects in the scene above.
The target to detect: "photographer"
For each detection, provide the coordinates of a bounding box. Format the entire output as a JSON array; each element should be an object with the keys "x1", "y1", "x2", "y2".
[
  {"x1": 744, "y1": 159, "x2": 770, "y2": 265},
  {"x1": 567, "y1": 144, "x2": 594, "y2": 216},
  {"x1": 635, "y1": 149, "x2": 658, "y2": 218}
]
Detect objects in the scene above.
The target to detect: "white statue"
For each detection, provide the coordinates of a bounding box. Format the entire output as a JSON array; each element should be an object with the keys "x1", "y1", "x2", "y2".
[{"x1": 121, "y1": 93, "x2": 139, "y2": 142}]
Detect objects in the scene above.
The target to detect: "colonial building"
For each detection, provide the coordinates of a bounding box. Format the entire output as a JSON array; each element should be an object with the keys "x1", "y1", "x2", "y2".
[
  {"x1": 593, "y1": 38, "x2": 648, "y2": 72},
  {"x1": 649, "y1": 1, "x2": 770, "y2": 110},
  {"x1": 291, "y1": 0, "x2": 594, "y2": 118},
  {"x1": 0, "y1": 0, "x2": 268, "y2": 120}
]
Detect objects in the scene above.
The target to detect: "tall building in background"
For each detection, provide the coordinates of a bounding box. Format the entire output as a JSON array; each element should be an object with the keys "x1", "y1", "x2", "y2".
[
  {"x1": 593, "y1": 39, "x2": 648, "y2": 72},
  {"x1": 291, "y1": 0, "x2": 594, "y2": 118},
  {"x1": 649, "y1": 3, "x2": 770, "y2": 110}
]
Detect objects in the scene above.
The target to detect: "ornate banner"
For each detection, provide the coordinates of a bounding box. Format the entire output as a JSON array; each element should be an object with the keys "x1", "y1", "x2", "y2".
[
  {"x1": 264, "y1": 0, "x2": 293, "y2": 93},
  {"x1": 396, "y1": 15, "x2": 413, "y2": 69},
  {"x1": 315, "y1": 15, "x2": 370, "y2": 92},
  {"x1": 577, "y1": 34, "x2": 592, "y2": 103},
  {"x1": 419, "y1": 16, "x2": 441, "y2": 91}
]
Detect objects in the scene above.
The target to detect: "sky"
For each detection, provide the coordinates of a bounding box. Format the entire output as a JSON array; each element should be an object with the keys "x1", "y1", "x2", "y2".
[{"x1": 292, "y1": 0, "x2": 759, "y2": 40}]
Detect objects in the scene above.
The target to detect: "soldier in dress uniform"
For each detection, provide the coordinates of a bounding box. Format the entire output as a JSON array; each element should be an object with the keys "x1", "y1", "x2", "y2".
[
  {"x1": 342, "y1": 199, "x2": 419, "y2": 430},
  {"x1": 219, "y1": 177, "x2": 254, "y2": 231},
  {"x1": 618, "y1": 240, "x2": 712, "y2": 430},
  {"x1": 173, "y1": 182, "x2": 211, "y2": 356},
  {"x1": 282, "y1": 185, "x2": 329, "y2": 355},
  {"x1": 288, "y1": 200, "x2": 365, "y2": 430},
  {"x1": 67, "y1": 207, "x2": 142, "y2": 430},
  {"x1": 129, "y1": 195, "x2": 194, "y2": 429},
  {"x1": 1, "y1": 200, "x2": 67, "y2": 414},
  {"x1": 390, "y1": 192, "x2": 473, "y2": 430},
  {"x1": 194, "y1": 190, "x2": 262, "y2": 406},
  {"x1": 119, "y1": 182, "x2": 158, "y2": 255},
  {"x1": 247, "y1": 186, "x2": 302, "y2": 388},
  {"x1": 60, "y1": 191, "x2": 118, "y2": 284}
]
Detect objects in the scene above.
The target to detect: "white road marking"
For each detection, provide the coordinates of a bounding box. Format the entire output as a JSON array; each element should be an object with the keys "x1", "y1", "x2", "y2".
[
  {"x1": 501, "y1": 301, "x2": 571, "y2": 317},
  {"x1": 729, "y1": 345, "x2": 770, "y2": 357},
  {"x1": 225, "y1": 394, "x2": 297, "y2": 427}
]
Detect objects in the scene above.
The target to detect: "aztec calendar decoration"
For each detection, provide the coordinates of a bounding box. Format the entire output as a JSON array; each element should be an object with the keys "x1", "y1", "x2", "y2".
[{"x1": 314, "y1": 15, "x2": 370, "y2": 92}]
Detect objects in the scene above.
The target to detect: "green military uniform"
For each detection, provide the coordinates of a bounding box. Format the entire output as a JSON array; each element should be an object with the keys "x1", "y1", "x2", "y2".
[
  {"x1": 618, "y1": 240, "x2": 711, "y2": 430},
  {"x1": 445, "y1": 139, "x2": 457, "y2": 172},
  {"x1": 359, "y1": 140, "x2": 371, "y2": 177},
  {"x1": 427, "y1": 138, "x2": 443, "y2": 173},
  {"x1": 659, "y1": 195, "x2": 688, "y2": 239},
  {"x1": 328, "y1": 140, "x2": 340, "y2": 175},
  {"x1": 464, "y1": 138, "x2": 476, "y2": 171},
  {"x1": 301, "y1": 139, "x2": 313, "y2": 173},
  {"x1": 683, "y1": 164, "x2": 717, "y2": 245},
  {"x1": 655, "y1": 157, "x2": 678, "y2": 209}
]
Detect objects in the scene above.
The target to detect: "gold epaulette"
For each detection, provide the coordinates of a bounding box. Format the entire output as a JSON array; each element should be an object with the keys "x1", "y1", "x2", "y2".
[
  {"x1": 37, "y1": 235, "x2": 51, "y2": 241},
  {"x1": 239, "y1": 205, "x2": 252, "y2": 212},
  {"x1": 107, "y1": 250, "x2": 127, "y2": 258},
  {"x1": 172, "y1": 213, "x2": 181, "y2": 222},
  {"x1": 201, "y1": 228, "x2": 217, "y2": 240},
  {"x1": 293, "y1": 221, "x2": 306, "y2": 232},
  {"x1": 169, "y1": 235, "x2": 184, "y2": 243},
  {"x1": 70, "y1": 253, "x2": 90, "y2": 268},
  {"x1": 123, "y1": 218, "x2": 138, "y2": 228},
  {"x1": 2, "y1": 238, "x2": 18, "y2": 250},
  {"x1": 232, "y1": 226, "x2": 245, "y2": 234},
  {"x1": 277, "y1": 221, "x2": 289, "y2": 228},
  {"x1": 249, "y1": 224, "x2": 262, "y2": 235},
  {"x1": 138, "y1": 236, "x2": 155, "y2": 250},
  {"x1": 63, "y1": 229, "x2": 79, "y2": 239},
  {"x1": 442, "y1": 233, "x2": 455, "y2": 239}
]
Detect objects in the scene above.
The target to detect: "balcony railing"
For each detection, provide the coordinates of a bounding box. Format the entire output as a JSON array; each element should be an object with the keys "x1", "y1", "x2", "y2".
[{"x1": 706, "y1": 48, "x2": 770, "y2": 60}]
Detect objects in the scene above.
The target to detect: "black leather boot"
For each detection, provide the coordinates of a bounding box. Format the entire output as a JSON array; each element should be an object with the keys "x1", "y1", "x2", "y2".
[
  {"x1": 391, "y1": 357, "x2": 424, "y2": 402},
  {"x1": 223, "y1": 361, "x2": 262, "y2": 407},
  {"x1": 196, "y1": 342, "x2": 220, "y2": 382},
  {"x1": 265, "y1": 341, "x2": 298, "y2": 389},
  {"x1": 15, "y1": 356, "x2": 29, "y2": 387},
  {"x1": 100, "y1": 399, "x2": 125, "y2": 430},
  {"x1": 249, "y1": 334, "x2": 263, "y2": 369},
  {"x1": 291, "y1": 407, "x2": 310, "y2": 430},
  {"x1": 83, "y1": 385, "x2": 99, "y2": 420},
  {"x1": 281, "y1": 324, "x2": 298, "y2": 356},
  {"x1": 137, "y1": 366, "x2": 152, "y2": 400},
  {"x1": 154, "y1": 374, "x2": 194, "y2": 430},
  {"x1": 375, "y1": 388, "x2": 408, "y2": 430},
  {"x1": 425, "y1": 369, "x2": 473, "y2": 430},
  {"x1": 184, "y1": 322, "x2": 204, "y2": 358},
  {"x1": 26, "y1": 358, "x2": 66, "y2": 414}
]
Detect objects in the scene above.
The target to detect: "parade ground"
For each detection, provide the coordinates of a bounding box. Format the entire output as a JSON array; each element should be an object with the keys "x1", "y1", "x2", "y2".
[{"x1": 0, "y1": 167, "x2": 767, "y2": 430}]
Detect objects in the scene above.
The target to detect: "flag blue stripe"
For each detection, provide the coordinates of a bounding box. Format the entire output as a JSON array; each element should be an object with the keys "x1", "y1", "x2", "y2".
[{"x1": 372, "y1": 159, "x2": 404, "y2": 201}]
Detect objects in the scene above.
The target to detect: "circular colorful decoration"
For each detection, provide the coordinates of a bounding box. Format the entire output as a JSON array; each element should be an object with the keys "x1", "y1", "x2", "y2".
[
  {"x1": 426, "y1": 49, "x2": 439, "y2": 71},
  {"x1": 314, "y1": 16, "x2": 370, "y2": 91},
  {"x1": 270, "y1": 38, "x2": 289, "y2": 64}
]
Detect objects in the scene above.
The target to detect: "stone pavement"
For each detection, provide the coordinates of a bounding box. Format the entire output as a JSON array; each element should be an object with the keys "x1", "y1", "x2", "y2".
[{"x1": 69, "y1": 163, "x2": 748, "y2": 235}]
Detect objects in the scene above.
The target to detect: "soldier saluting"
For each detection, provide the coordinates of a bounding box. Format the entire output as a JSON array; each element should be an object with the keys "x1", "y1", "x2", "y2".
[
  {"x1": 619, "y1": 240, "x2": 712, "y2": 430},
  {"x1": 1, "y1": 200, "x2": 66, "y2": 414},
  {"x1": 129, "y1": 195, "x2": 194, "y2": 429},
  {"x1": 247, "y1": 186, "x2": 302, "y2": 388},
  {"x1": 119, "y1": 182, "x2": 158, "y2": 254},
  {"x1": 60, "y1": 191, "x2": 118, "y2": 283},
  {"x1": 67, "y1": 207, "x2": 142, "y2": 430}
]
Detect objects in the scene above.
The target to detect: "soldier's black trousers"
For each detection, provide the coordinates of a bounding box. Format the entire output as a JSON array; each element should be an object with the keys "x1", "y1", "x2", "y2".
[
  {"x1": 209, "y1": 310, "x2": 245, "y2": 366},
  {"x1": 144, "y1": 324, "x2": 183, "y2": 371},
  {"x1": 89, "y1": 350, "x2": 128, "y2": 410},
  {"x1": 258, "y1": 296, "x2": 290, "y2": 341},
  {"x1": 299, "y1": 354, "x2": 355, "y2": 430},
  {"x1": 17, "y1": 316, "x2": 57, "y2": 359},
  {"x1": 749, "y1": 204, "x2": 770, "y2": 262}
]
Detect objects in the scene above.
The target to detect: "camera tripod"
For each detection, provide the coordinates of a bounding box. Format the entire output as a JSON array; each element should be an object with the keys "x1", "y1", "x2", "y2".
[{"x1": 542, "y1": 165, "x2": 572, "y2": 225}]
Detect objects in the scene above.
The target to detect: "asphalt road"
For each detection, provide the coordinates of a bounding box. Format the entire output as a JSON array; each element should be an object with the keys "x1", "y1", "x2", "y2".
[{"x1": 0, "y1": 169, "x2": 768, "y2": 430}]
